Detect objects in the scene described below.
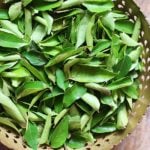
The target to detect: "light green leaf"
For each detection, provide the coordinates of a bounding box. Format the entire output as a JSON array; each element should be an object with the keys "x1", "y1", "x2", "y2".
[
  {"x1": 16, "y1": 81, "x2": 49, "y2": 99},
  {"x1": 24, "y1": 122, "x2": 38, "y2": 150},
  {"x1": 40, "y1": 114, "x2": 51, "y2": 144},
  {"x1": 0, "y1": 91, "x2": 25, "y2": 123},
  {"x1": 0, "y1": 29, "x2": 27, "y2": 48},
  {"x1": 107, "y1": 77, "x2": 133, "y2": 90},
  {"x1": 102, "y1": 12, "x2": 115, "y2": 31},
  {"x1": 31, "y1": 25, "x2": 47, "y2": 43},
  {"x1": 0, "y1": 117, "x2": 19, "y2": 132},
  {"x1": 9, "y1": 2, "x2": 22, "y2": 21},
  {"x1": 120, "y1": 32, "x2": 140, "y2": 47},
  {"x1": 83, "y1": 1, "x2": 114, "y2": 13},
  {"x1": 0, "y1": 20, "x2": 24, "y2": 38},
  {"x1": 56, "y1": 68, "x2": 68, "y2": 91},
  {"x1": 76, "y1": 13, "x2": 90, "y2": 48},
  {"x1": 117, "y1": 103, "x2": 128, "y2": 129},
  {"x1": 70, "y1": 65, "x2": 116, "y2": 83},
  {"x1": 115, "y1": 20, "x2": 134, "y2": 34},
  {"x1": 92, "y1": 123, "x2": 116, "y2": 133},
  {"x1": 132, "y1": 18, "x2": 141, "y2": 41},
  {"x1": 81, "y1": 93, "x2": 100, "y2": 111}
]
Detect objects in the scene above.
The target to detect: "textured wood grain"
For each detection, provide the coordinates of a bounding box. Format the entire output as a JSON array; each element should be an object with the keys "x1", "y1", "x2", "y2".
[{"x1": 113, "y1": 0, "x2": 150, "y2": 150}]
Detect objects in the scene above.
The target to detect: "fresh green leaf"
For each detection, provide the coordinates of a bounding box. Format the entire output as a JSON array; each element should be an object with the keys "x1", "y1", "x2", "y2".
[
  {"x1": 81, "y1": 93, "x2": 100, "y2": 111},
  {"x1": 83, "y1": 1, "x2": 114, "y2": 13},
  {"x1": 56, "y1": 68, "x2": 68, "y2": 91},
  {"x1": 16, "y1": 81, "x2": 49, "y2": 99},
  {"x1": 0, "y1": 91, "x2": 25, "y2": 123},
  {"x1": 22, "y1": 51, "x2": 47, "y2": 66},
  {"x1": 70, "y1": 65, "x2": 116, "y2": 83},
  {"x1": 50, "y1": 116, "x2": 69, "y2": 148},
  {"x1": 120, "y1": 32, "x2": 140, "y2": 47},
  {"x1": 107, "y1": 77, "x2": 133, "y2": 90},
  {"x1": 0, "y1": 29, "x2": 27, "y2": 48},
  {"x1": 0, "y1": 117, "x2": 19, "y2": 132},
  {"x1": 24, "y1": 122, "x2": 38, "y2": 150},
  {"x1": 63, "y1": 84, "x2": 87, "y2": 107},
  {"x1": 0, "y1": 9, "x2": 9, "y2": 19},
  {"x1": 115, "y1": 20, "x2": 134, "y2": 34},
  {"x1": 8, "y1": 2, "x2": 22, "y2": 21},
  {"x1": 76, "y1": 13, "x2": 90, "y2": 48},
  {"x1": 92, "y1": 123, "x2": 116, "y2": 133},
  {"x1": 117, "y1": 103, "x2": 128, "y2": 129}
]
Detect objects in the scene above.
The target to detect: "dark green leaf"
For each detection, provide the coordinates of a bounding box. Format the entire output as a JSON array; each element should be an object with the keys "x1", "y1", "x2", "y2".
[
  {"x1": 0, "y1": 9, "x2": 9, "y2": 19},
  {"x1": 114, "y1": 56, "x2": 132, "y2": 78},
  {"x1": 115, "y1": 20, "x2": 134, "y2": 34},
  {"x1": 67, "y1": 136, "x2": 85, "y2": 149},
  {"x1": 23, "y1": 51, "x2": 47, "y2": 66},
  {"x1": 21, "y1": 59, "x2": 48, "y2": 83},
  {"x1": 92, "y1": 123, "x2": 116, "y2": 133},
  {"x1": 63, "y1": 84, "x2": 87, "y2": 107},
  {"x1": 122, "y1": 84, "x2": 139, "y2": 99},
  {"x1": 50, "y1": 116, "x2": 69, "y2": 148}
]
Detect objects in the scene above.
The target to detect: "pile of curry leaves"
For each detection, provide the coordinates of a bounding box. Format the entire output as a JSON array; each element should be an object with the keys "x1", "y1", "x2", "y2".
[{"x1": 0, "y1": 0, "x2": 143, "y2": 149}]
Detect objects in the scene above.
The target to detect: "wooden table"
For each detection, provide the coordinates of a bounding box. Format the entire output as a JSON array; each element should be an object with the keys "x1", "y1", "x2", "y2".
[
  {"x1": 0, "y1": 0, "x2": 150, "y2": 150},
  {"x1": 114, "y1": 0, "x2": 150, "y2": 150}
]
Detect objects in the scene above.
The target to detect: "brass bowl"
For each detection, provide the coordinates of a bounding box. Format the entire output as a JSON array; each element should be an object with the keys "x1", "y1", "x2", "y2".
[{"x1": 0, "y1": 0, "x2": 150, "y2": 149}]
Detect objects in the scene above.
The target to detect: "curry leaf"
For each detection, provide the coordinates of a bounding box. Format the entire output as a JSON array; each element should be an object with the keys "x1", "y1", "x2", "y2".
[
  {"x1": 76, "y1": 13, "x2": 90, "y2": 48},
  {"x1": 83, "y1": 1, "x2": 114, "y2": 13},
  {"x1": 23, "y1": 51, "x2": 47, "y2": 66},
  {"x1": 16, "y1": 81, "x2": 49, "y2": 99},
  {"x1": 117, "y1": 103, "x2": 128, "y2": 129},
  {"x1": 24, "y1": 122, "x2": 38, "y2": 150},
  {"x1": 70, "y1": 65, "x2": 116, "y2": 83},
  {"x1": 120, "y1": 32, "x2": 140, "y2": 47},
  {"x1": 92, "y1": 123, "x2": 116, "y2": 133},
  {"x1": 0, "y1": 30, "x2": 27, "y2": 48},
  {"x1": 81, "y1": 93, "x2": 100, "y2": 111},
  {"x1": 56, "y1": 68, "x2": 68, "y2": 91},
  {"x1": 0, "y1": 9, "x2": 9, "y2": 19},
  {"x1": 63, "y1": 84, "x2": 87, "y2": 107},
  {"x1": 115, "y1": 20, "x2": 134, "y2": 34},
  {"x1": 0, "y1": 117, "x2": 19, "y2": 132},
  {"x1": 50, "y1": 116, "x2": 69, "y2": 148},
  {"x1": 107, "y1": 77, "x2": 133, "y2": 90},
  {"x1": 0, "y1": 91, "x2": 25, "y2": 123},
  {"x1": 8, "y1": 2, "x2": 22, "y2": 21}
]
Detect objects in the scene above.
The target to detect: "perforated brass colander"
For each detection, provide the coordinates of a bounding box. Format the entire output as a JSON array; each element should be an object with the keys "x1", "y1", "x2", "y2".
[{"x1": 0, "y1": 0, "x2": 150, "y2": 149}]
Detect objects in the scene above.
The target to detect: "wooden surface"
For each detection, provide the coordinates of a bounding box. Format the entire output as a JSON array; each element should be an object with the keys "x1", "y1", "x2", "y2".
[
  {"x1": 114, "y1": 0, "x2": 150, "y2": 150},
  {"x1": 0, "y1": 0, "x2": 150, "y2": 150}
]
